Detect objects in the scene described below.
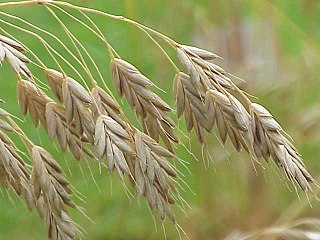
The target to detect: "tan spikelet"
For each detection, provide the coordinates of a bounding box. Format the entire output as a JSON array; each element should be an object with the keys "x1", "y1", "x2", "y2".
[
  {"x1": 36, "y1": 197, "x2": 78, "y2": 240},
  {"x1": 17, "y1": 80, "x2": 52, "y2": 128},
  {"x1": 95, "y1": 115, "x2": 135, "y2": 180},
  {"x1": 0, "y1": 112, "x2": 34, "y2": 210},
  {"x1": 0, "y1": 35, "x2": 31, "y2": 78},
  {"x1": 250, "y1": 103, "x2": 314, "y2": 192},
  {"x1": 45, "y1": 69, "x2": 95, "y2": 143},
  {"x1": 177, "y1": 45, "x2": 231, "y2": 89},
  {"x1": 207, "y1": 89, "x2": 253, "y2": 152},
  {"x1": 46, "y1": 102, "x2": 94, "y2": 160},
  {"x1": 134, "y1": 131, "x2": 177, "y2": 222},
  {"x1": 173, "y1": 72, "x2": 208, "y2": 143},
  {"x1": 62, "y1": 76, "x2": 95, "y2": 143},
  {"x1": 31, "y1": 145, "x2": 78, "y2": 239},
  {"x1": 111, "y1": 58, "x2": 178, "y2": 152}
]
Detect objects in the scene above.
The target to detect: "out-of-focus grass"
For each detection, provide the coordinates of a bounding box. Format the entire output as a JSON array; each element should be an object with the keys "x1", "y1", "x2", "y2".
[{"x1": 0, "y1": 0, "x2": 319, "y2": 239}]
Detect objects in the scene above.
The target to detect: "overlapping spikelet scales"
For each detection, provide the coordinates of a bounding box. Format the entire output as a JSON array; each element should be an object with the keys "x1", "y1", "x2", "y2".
[{"x1": 111, "y1": 58, "x2": 178, "y2": 152}]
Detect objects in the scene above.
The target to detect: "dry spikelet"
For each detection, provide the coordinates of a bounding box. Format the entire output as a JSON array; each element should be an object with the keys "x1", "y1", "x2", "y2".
[
  {"x1": 180, "y1": 45, "x2": 221, "y2": 60},
  {"x1": 176, "y1": 45, "x2": 315, "y2": 192},
  {"x1": 46, "y1": 102, "x2": 94, "y2": 160},
  {"x1": 0, "y1": 109, "x2": 34, "y2": 210},
  {"x1": 0, "y1": 106, "x2": 79, "y2": 239},
  {"x1": 173, "y1": 72, "x2": 252, "y2": 151},
  {"x1": 95, "y1": 115, "x2": 135, "y2": 180},
  {"x1": 111, "y1": 58, "x2": 178, "y2": 152},
  {"x1": 62, "y1": 76, "x2": 95, "y2": 143},
  {"x1": 134, "y1": 131, "x2": 177, "y2": 222},
  {"x1": 17, "y1": 79, "x2": 52, "y2": 128},
  {"x1": 31, "y1": 145, "x2": 78, "y2": 239},
  {"x1": 174, "y1": 44, "x2": 238, "y2": 145},
  {"x1": 173, "y1": 72, "x2": 208, "y2": 143},
  {"x1": 91, "y1": 84, "x2": 180, "y2": 220},
  {"x1": 206, "y1": 89, "x2": 253, "y2": 153},
  {"x1": 17, "y1": 76, "x2": 93, "y2": 160},
  {"x1": 91, "y1": 82, "x2": 179, "y2": 221},
  {"x1": 45, "y1": 69, "x2": 95, "y2": 143},
  {"x1": 45, "y1": 68, "x2": 64, "y2": 102},
  {"x1": 36, "y1": 197, "x2": 78, "y2": 240},
  {"x1": 177, "y1": 45, "x2": 231, "y2": 89},
  {"x1": 31, "y1": 145, "x2": 75, "y2": 210},
  {"x1": 250, "y1": 103, "x2": 314, "y2": 192},
  {"x1": 0, "y1": 35, "x2": 32, "y2": 78}
]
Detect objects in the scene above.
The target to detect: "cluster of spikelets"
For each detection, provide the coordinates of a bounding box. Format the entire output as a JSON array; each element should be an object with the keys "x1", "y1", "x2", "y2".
[
  {"x1": 0, "y1": 1, "x2": 317, "y2": 239},
  {"x1": 175, "y1": 45, "x2": 314, "y2": 192},
  {"x1": 1, "y1": 35, "x2": 179, "y2": 238}
]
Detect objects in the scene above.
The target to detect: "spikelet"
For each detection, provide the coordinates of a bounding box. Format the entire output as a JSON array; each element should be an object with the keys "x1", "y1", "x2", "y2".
[
  {"x1": 111, "y1": 58, "x2": 178, "y2": 152},
  {"x1": 177, "y1": 45, "x2": 231, "y2": 89},
  {"x1": 31, "y1": 145, "x2": 78, "y2": 239},
  {"x1": 46, "y1": 102, "x2": 94, "y2": 160},
  {"x1": 17, "y1": 79, "x2": 52, "y2": 128},
  {"x1": 173, "y1": 72, "x2": 208, "y2": 143},
  {"x1": 134, "y1": 131, "x2": 178, "y2": 222},
  {"x1": 95, "y1": 115, "x2": 135, "y2": 180},
  {"x1": 0, "y1": 108, "x2": 34, "y2": 210},
  {"x1": 45, "y1": 69, "x2": 95, "y2": 143},
  {"x1": 250, "y1": 103, "x2": 314, "y2": 192},
  {"x1": 206, "y1": 89, "x2": 253, "y2": 153},
  {"x1": 0, "y1": 35, "x2": 31, "y2": 78}
]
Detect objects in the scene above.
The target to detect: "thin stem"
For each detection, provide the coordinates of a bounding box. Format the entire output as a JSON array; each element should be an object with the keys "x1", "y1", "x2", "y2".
[
  {"x1": 47, "y1": 3, "x2": 117, "y2": 59},
  {"x1": 48, "y1": 1, "x2": 179, "y2": 48},
  {"x1": 48, "y1": 5, "x2": 120, "y2": 111},
  {"x1": 0, "y1": 17, "x2": 88, "y2": 90},
  {"x1": 48, "y1": 0, "x2": 251, "y2": 106},
  {"x1": 0, "y1": 0, "x2": 181, "y2": 73},
  {"x1": 0, "y1": 0, "x2": 35, "y2": 8},
  {"x1": 47, "y1": 3, "x2": 117, "y2": 96},
  {"x1": 0, "y1": 17, "x2": 64, "y2": 73},
  {"x1": 45, "y1": 5, "x2": 96, "y2": 87},
  {"x1": 0, "y1": 11, "x2": 65, "y2": 74},
  {"x1": 0, "y1": 0, "x2": 180, "y2": 60},
  {"x1": 136, "y1": 25, "x2": 180, "y2": 73},
  {"x1": 0, "y1": 8, "x2": 94, "y2": 86},
  {"x1": 78, "y1": 10, "x2": 118, "y2": 58}
]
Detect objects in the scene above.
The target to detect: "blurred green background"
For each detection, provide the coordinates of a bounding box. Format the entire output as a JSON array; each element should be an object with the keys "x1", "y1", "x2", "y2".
[{"x1": 0, "y1": 0, "x2": 320, "y2": 239}]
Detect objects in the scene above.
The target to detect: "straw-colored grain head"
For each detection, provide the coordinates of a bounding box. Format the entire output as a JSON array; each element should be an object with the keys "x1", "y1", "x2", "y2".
[
  {"x1": 45, "y1": 68, "x2": 65, "y2": 102},
  {"x1": 250, "y1": 103, "x2": 314, "y2": 192},
  {"x1": 134, "y1": 131, "x2": 178, "y2": 222},
  {"x1": 95, "y1": 115, "x2": 135, "y2": 179},
  {"x1": 0, "y1": 109, "x2": 34, "y2": 210},
  {"x1": 173, "y1": 72, "x2": 208, "y2": 143},
  {"x1": 111, "y1": 58, "x2": 178, "y2": 152},
  {"x1": 0, "y1": 35, "x2": 31, "y2": 78},
  {"x1": 46, "y1": 102, "x2": 94, "y2": 160},
  {"x1": 31, "y1": 145, "x2": 79, "y2": 239},
  {"x1": 45, "y1": 69, "x2": 95, "y2": 143},
  {"x1": 177, "y1": 45, "x2": 231, "y2": 89},
  {"x1": 17, "y1": 79, "x2": 52, "y2": 128}
]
